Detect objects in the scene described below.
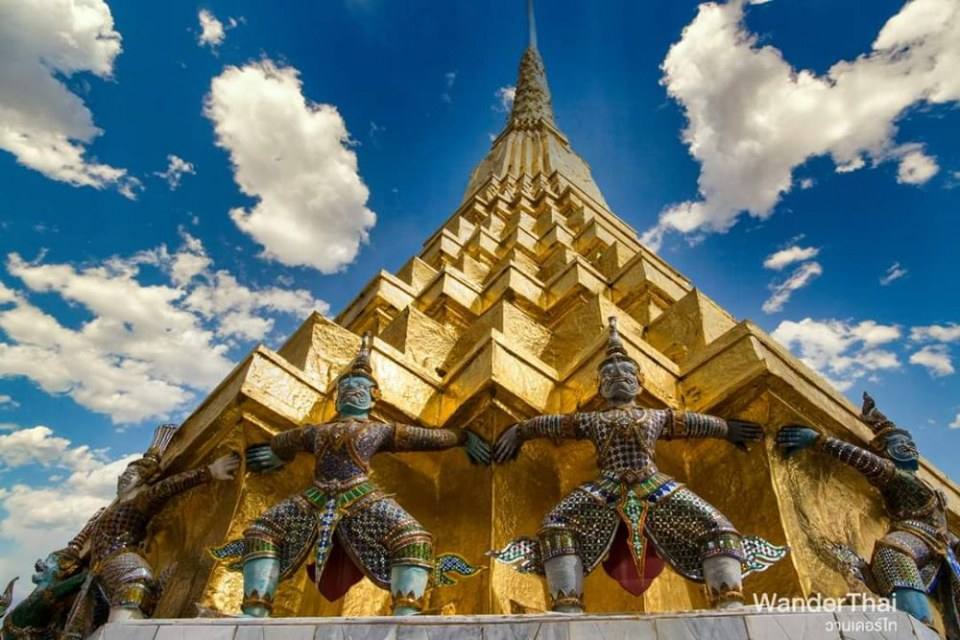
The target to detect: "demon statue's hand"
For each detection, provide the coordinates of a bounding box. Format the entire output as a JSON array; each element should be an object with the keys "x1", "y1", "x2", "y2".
[
  {"x1": 245, "y1": 444, "x2": 285, "y2": 473},
  {"x1": 776, "y1": 425, "x2": 820, "y2": 458},
  {"x1": 726, "y1": 419, "x2": 764, "y2": 451},
  {"x1": 208, "y1": 453, "x2": 241, "y2": 480},
  {"x1": 464, "y1": 430, "x2": 492, "y2": 466},
  {"x1": 493, "y1": 425, "x2": 522, "y2": 464}
]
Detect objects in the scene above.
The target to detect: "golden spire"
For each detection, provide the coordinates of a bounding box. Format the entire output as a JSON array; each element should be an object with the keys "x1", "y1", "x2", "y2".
[
  {"x1": 509, "y1": 48, "x2": 556, "y2": 129},
  {"x1": 510, "y1": 0, "x2": 555, "y2": 129},
  {"x1": 527, "y1": 0, "x2": 537, "y2": 50},
  {"x1": 461, "y1": 0, "x2": 608, "y2": 206}
]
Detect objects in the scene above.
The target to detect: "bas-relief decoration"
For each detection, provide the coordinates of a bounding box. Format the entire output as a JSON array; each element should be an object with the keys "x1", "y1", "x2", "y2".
[{"x1": 21, "y1": 5, "x2": 960, "y2": 632}]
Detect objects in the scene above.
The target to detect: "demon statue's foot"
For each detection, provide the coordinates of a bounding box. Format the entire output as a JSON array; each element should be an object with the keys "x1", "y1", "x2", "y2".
[
  {"x1": 108, "y1": 607, "x2": 144, "y2": 622},
  {"x1": 241, "y1": 556, "x2": 279, "y2": 618},
  {"x1": 893, "y1": 587, "x2": 933, "y2": 625},
  {"x1": 544, "y1": 554, "x2": 585, "y2": 613},
  {"x1": 391, "y1": 565, "x2": 429, "y2": 615},
  {"x1": 703, "y1": 555, "x2": 744, "y2": 609}
]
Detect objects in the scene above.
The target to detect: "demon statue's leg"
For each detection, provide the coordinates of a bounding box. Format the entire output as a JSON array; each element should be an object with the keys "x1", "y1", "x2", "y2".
[
  {"x1": 544, "y1": 554, "x2": 585, "y2": 613},
  {"x1": 391, "y1": 565, "x2": 429, "y2": 615},
  {"x1": 893, "y1": 587, "x2": 933, "y2": 626},
  {"x1": 871, "y1": 539, "x2": 934, "y2": 626},
  {"x1": 703, "y1": 555, "x2": 744, "y2": 609},
  {"x1": 107, "y1": 606, "x2": 144, "y2": 622},
  {"x1": 242, "y1": 557, "x2": 279, "y2": 618}
]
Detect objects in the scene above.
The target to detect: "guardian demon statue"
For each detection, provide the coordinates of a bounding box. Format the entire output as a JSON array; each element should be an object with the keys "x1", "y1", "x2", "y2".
[
  {"x1": 212, "y1": 334, "x2": 489, "y2": 616},
  {"x1": 492, "y1": 317, "x2": 787, "y2": 612},
  {"x1": 778, "y1": 393, "x2": 960, "y2": 638}
]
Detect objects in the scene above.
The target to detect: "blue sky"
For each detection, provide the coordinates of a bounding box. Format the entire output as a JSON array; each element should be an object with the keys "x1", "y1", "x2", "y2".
[{"x1": 0, "y1": 0, "x2": 958, "y2": 591}]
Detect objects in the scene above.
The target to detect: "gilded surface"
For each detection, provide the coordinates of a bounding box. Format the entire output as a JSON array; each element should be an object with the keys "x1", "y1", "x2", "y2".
[{"x1": 135, "y1": 24, "x2": 960, "y2": 622}]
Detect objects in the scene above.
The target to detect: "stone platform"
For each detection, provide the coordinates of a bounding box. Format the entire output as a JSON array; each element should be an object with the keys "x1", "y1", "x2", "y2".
[{"x1": 88, "y1": 609, "x2": 940, "y2": 640}]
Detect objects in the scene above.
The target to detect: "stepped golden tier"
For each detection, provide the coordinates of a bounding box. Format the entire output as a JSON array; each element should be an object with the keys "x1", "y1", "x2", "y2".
[{"x1": 134, "y1": 13, "x2": 958, "y2": 628}]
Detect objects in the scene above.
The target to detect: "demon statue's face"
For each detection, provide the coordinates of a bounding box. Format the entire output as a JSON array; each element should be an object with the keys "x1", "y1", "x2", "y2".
[
  {"x1": 117, "y1": 463, "x2": 146, "y2": 498},
  {"x1": 32, "y1": 552, "x2": 68, "y2": 587},
  {"x1": 599, "y1": 357, "x2": 640, "y2": 404},
  {"x1": 884, "y1": 431, "x2": 920, "y2": 471},
  {"x1": 336, "y1": 375, "x2": 377, "y2": 417}
]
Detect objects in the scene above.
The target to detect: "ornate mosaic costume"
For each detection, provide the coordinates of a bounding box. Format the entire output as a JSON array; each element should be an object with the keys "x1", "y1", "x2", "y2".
[
  {"x1": 214, "y1": 420, "x2": 468, "y2": 602},
  {"x1": 84, "y1": 468, "x2": 211, "y2": 612},
  {"x1": 815, "y1": 434, "x2": 960, "y2": 636},
  {"x1": 494, "y1": 408, "x2": 784, "y2": 594},
  {"x1": 62, "y1": 425, "x2": 216, "y2": 637}
]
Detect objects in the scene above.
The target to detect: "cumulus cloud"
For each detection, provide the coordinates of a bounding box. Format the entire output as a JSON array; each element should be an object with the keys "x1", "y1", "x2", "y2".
[
  {"x1": 772, "y1": 318, "x2": 901, "y2": 391},
  {"x1": 152, "y1": 154, "x2": 196, "y2": 190},
  {"x1": 495, "y1": 85, "x2": 516, "y2": 113},
  {"x1": 0, "y1": 425, "x2": 105, "y2": 472},
  {"x1": 911, "y1": 324, "x2": 960, "y2": 343},
  {"x1": 0, "y1": 395, "x2": 15, "y2": 408},
  {"x1": 909, "y1": 344, "x2": 954, "y2": 377},
  {"x1": 763, "y1": 244, "x2": 820, "y2": 271},
  {"x1": 0, "y1": 0, "x2": 138, "y2": 196},
  {"x1": 951, "y1": 413, "x2": 960, "y2": 429},
  {"x1": 643, "y1": 0, "x2": 960, "y2": 249},
  {"x1": 762, "y1": 262, "x2": 822, "y2": 314},
  {"x1": 205, "y1": 60, "x2": 376, "y2": 273},
  {"x1": 197, "y1": 9, "x2": 225, "y2": 47},
  {"x1": 880, "y1": 262, "x2": 908, "y2": 286},
  {"x1": 0, "y1": 232, "x2": 326, "y2": 424},
  {"x1": 896, "y1": 147, "x2": 940, "y2": 184}
]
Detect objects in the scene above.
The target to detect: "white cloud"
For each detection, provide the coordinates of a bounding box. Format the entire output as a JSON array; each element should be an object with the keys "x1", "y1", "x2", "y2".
[
  {"x1": 0, "y1": 233, "x2": 326, "y2": 424},
  {"x1": 0, "y1": 425, "x2": 105, "y2": 472},
  {"x1": 911, "y1": 324, "x2": 960, "y2": 343},
  {"x1": 0, "y1": 395, "x2": 15, "y2": 408},
  {"x1": 950, "y1": 413, "x2": 960, "y2": 429},
  {"x1": 762, "y1": 262, "x2": 822, "y2": 314},
  {"x1": 896, "y1": 147, "x2": 940, "y2": 184},
  {"x1": 205, "y1": 60, "x2": 376, "y2": 273},
  {"x1": 880, "y1": 262, "x2": 908, "y2": 286},
  {"x1": 799, "y1": 178, "x2": 814, "y2": 190},
  {"x1": 495, "y1": 85, "x2": 516, "y2": 113},
  {"x1": 910, "y1": 345, "x2": 954, "y2": 376},
  {"x1": 152, "y1": 154, "x2": 196, "y2": 190},
  {"x1": 0, "y1": 0, "x2": 137, "y2": 196},
  {"x1": 763, "y1": 245, "x2": 820, "y2": 271},
  {"x1": 772, "y1": 318, "x2": 901, "y2": 391},
  {"x1": 643, "y1": 0, "x2": 960, "y2": 249},
  {"x1": 442, "y1": 71, "x2": 457, "y2": 103},
  {"x1": 197, "y1": 9, "x2": 225, "y2": 48}
]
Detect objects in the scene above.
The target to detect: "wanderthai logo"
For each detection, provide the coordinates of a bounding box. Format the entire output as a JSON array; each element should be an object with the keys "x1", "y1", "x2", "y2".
[{"x1": 753, "y1": 592, "x2": 899, "y2": 633}]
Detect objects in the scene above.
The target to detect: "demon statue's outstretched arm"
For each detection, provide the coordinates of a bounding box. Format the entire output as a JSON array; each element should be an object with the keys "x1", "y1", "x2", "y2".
[
  {"x1": 660, "y1": 410, "x2": 763, "y2": 449},
  {"x1": 516, "y1": 414, "x2": 586, "y2": 442},
  {"x1": 141, "y1": 467, "x2": 212, "y2": 514},
  {"x1": 390, "y1": 424, "x2": 466, "y2": 450},
  {"x1": 389, "y1": 424, "x2": 491, "y2": 465},
  {"x1": 246, "y1": 427, "x2": 313, "y2": 473},
  {"x1": 492, "y1": 413, "x2": 585, "y2": 463}
]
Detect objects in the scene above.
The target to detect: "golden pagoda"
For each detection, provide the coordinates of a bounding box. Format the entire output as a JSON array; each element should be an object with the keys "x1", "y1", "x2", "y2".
[{"x1": 140, "y1": 5, "x2": 960, "y2": 623}]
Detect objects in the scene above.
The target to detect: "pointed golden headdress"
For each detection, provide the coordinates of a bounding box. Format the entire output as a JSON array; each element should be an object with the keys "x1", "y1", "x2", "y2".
[
  {"x1": 130, "y1": 423, "x2": 178, "y2": 479},
  {"x1": 339, "y1": 332, "x2": 378, "y2": 386},
  {"x1": 598, "y1": 317, "x2": 639, "y2": 371},
  {"x1": 860, "y1": 392, "x2": 912, "y2": 451}
]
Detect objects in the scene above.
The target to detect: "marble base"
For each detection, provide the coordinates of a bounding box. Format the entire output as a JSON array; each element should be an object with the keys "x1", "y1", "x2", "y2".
[{"x1": 88, "y1": 608, "x2": 941, "y2": 640}]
